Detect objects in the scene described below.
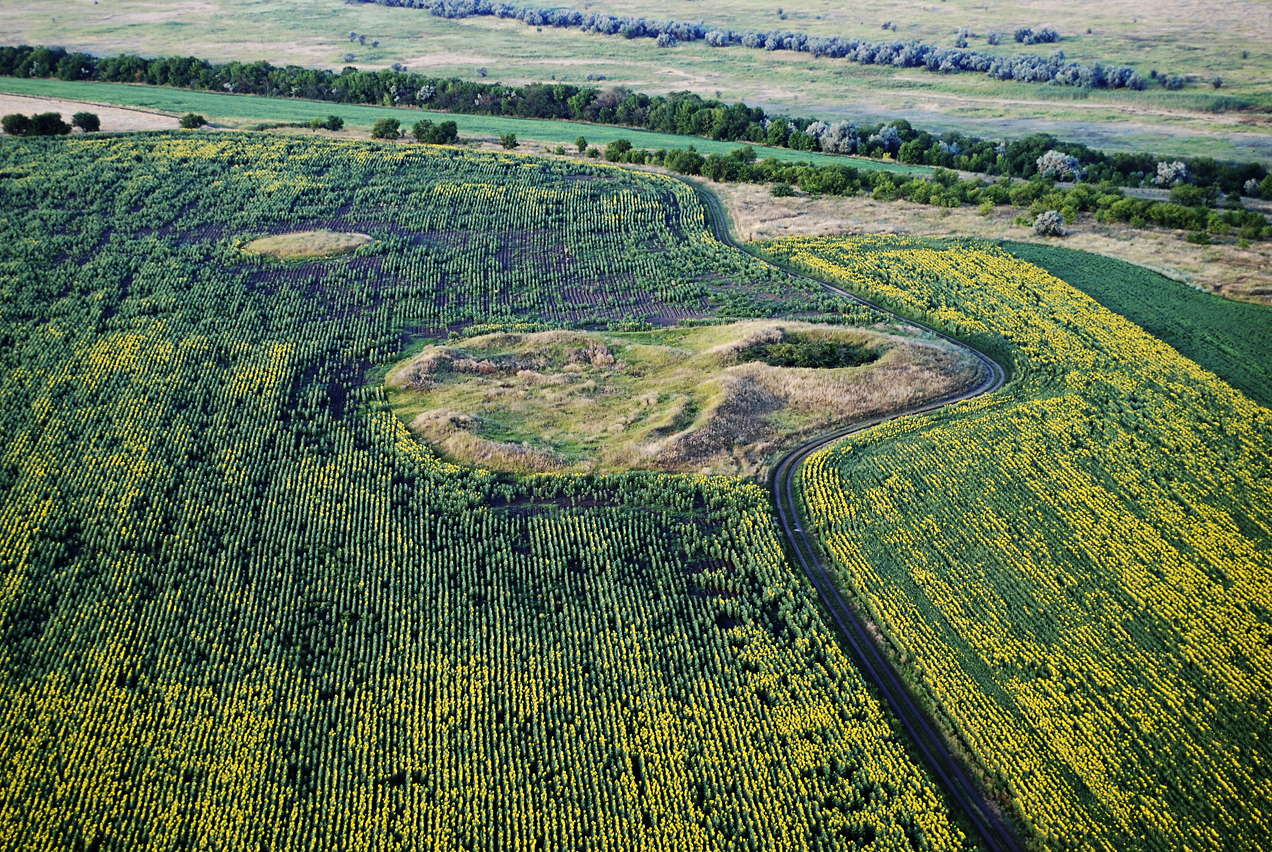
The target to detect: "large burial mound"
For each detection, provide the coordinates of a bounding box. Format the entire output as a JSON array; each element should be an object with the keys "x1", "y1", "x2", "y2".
[
  {"x1": 243, "y1": 230, "x2": 374, "y2": 260},
  {"x1": 386, "y1": 321, "x2": 982, "y2": 477}
]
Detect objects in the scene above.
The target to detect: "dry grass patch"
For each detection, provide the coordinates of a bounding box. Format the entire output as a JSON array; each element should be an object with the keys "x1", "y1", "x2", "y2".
[
  {"x1": 244, "y1": 230, "x2": 373, "y2": 260},
  {"x1": 386, "y1": 322, "x2": 982, "y2": 477},
  {"x1": 712, "y1": 182, "x2": 1272, "y2": 305}
]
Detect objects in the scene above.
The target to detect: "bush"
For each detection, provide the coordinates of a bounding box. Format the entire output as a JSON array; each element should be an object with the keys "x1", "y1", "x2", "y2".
[
  {"x1": 1169, "y1": 183, "x2": 1216, "y2": 208},
  {"x1": 499, "y1": 133, "x2": 518, "y2": 149},
  {"x1": 664, "y1": 148, "x2": 704, "y2": 175},
  {"x1": 770, "y1": 182, "x2": 795, "y2": 197},
  {"x1": 412, "y1": 119, "x2": 459, "y2": 144},
  {"x1": 575, "y1": 135, "x2": 587, "y2": 153},
  {"x1": 179, "y1": 113, "x2": 207, "y2": 129},
  {"x1": 1036, "y1": 149, "x2": 1082, "y2": 181},
  {"x1": 604, "y1": 138, "x2": 632, "y2": 162},
  {"x1": 370, "y1": 118, "x2": 401, "y2": 139},
  {"x1": 1033, "y1": 210, "x2": 1067, "y2": 237},
  {"x1": 2, "y1": 113, "x2": 30, "y2": 136},
  {"x1": 72, "y1": 111, "x2": 100, "y2": 132},
  {"x1": 324, "y1": 115, "x2": 344, "y2": 131},
  {"x1": 1155, "y1": 160, "x2": 1190, "y2": 188}
]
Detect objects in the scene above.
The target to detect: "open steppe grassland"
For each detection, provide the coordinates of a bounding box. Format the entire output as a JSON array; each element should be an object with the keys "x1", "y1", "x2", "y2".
[
  {"x1": 765, "y1": 236, "x2": 1272, "y2": 852},
  {"x1": 385, "y1": 322, "x2": 980, "y2": 477},
  {"x1": 0, "y1": 133, "x2": 983, "y2": 851},
  {"x1": 2, "y1": 0, "x2": 1271, "y2": 160}
]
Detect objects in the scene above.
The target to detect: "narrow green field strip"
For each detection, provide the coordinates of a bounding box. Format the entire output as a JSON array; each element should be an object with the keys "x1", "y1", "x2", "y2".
[
  {"x1": 1000, "y1": 241, "x2": 1272, "y2": 408},
  {"x1": 0, "y1": 77, "x2": 929, "y2": 174}
]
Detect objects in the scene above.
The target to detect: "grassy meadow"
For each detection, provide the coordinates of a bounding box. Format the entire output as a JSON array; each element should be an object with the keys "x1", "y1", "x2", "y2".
[
  {"x1": 2, "y1": 0, "x2": 1270, "y2": 161},
  {"x1": 0, "y1": 77, "x2": 927, "y2": 173},
  {"x1": 385, "y1": 322, "x2": 980, "y2": 477}
]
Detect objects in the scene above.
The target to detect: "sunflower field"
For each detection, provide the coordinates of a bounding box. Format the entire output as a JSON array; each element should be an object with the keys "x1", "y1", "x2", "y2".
[
  {"x1": 763, "y1": 236, "x2": 1272, "y2": 852},
  {"x1": 0, "y1": 135, "x2": 967, "y2": 851}
]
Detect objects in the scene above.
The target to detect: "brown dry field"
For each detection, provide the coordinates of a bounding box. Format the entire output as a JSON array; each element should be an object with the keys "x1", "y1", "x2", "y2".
[
  {"x1": 711, "y1": 182, "x2": 1272, "y2": 305},
  {"x1": 0, "y1": 93, "x2": 179, "y2": 132}
]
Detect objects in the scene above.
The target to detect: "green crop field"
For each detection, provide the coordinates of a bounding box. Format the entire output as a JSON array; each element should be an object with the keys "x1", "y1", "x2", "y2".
[
  {"x1": 770, "y1": 235, "x2": 1272, "y2": 852},
  {"x1": 1000, "y1": 241, "x2": 1272, "y2": 408},
  {"x1": 0, "y1": 133, "x2": 978, "y2": 851},
  {"x1": 3, "y1": 0, "x2": 1270, "y2": 161},
  {"x1": 0, "y1": 76, "x2": 929, "y2": 174}
]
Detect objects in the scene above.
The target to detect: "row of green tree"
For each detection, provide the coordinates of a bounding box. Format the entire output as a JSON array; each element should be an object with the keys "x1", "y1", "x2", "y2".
[
  {"x1": 1, "y1": 43, "x2": 1266, "y2": 196},
  {"x1": 594, "y1": 142, "x2": 1268, "y2": 241}
]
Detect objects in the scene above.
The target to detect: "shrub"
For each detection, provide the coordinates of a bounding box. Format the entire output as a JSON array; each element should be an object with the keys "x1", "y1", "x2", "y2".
[
  {"x1": 412, "y1": 119, "x2": 459, "y2": 144},
  {"x1": 370, "y1": 118, "x2": 401, "y2": 139},
  {"x1": 179, "y1": 113, "x2": 207, "y2": 129},
  {"x1": 499, "y1": 132, "x2": 518, "y2": 149},
  {"x1": 1033, "y1": 210, "x2": 1067, "y2": 236},
  {"x1": 72, "y1": 112, "x2": 100, "y2": 132},
  {"x1": 29, "y1": 112, "x2": 72, "y2": 135},
  {"x1": 770, "y1": 182, "x2": 795, "y2": 197},
  {"x1": 1244, "y1": 178, "x2": 1261, "y2": 197},
  {"x1": 2, "y1": 113, "x2": 30, "y2": 136},
  {"x1": 324, "y1": 115, "x2": 344, "y2": 131},
  {"x1": 604, "y1": 138, "x2": 633, "y2": 161},
  {"x1": 1169, "y1": 183, "x2": 1216, "y2": 208},
  {"x1": 1155, "y1": 160, "x2": 1191, "y2": 188},
  {"x1": 1036, "y1": 149, "x2": 1082, "y2": 181},
  {"x1": 575, "y1": 135, "x2": 587, "y2": 153},
  {"x1": 664, "y1": 148, "x2": 704, "y2": 174}
]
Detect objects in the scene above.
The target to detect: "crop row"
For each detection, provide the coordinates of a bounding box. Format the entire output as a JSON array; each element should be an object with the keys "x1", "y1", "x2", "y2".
[
  {"x1": 0, "y1": 135, "x2": 954, "y2": 850},
  {"x1": 764, "y1": 236, "x2": 1272, "y2": 852}
]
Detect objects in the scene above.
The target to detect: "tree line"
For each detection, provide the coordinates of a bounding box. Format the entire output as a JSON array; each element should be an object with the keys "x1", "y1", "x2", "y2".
[
  {"x1": 351, "y1": 0, "x2": 1146, "y2": 92},
  {"x1": 595, "y1": 141, "x2": 1266, "y2": 241},
  {"x1": 0, "y1": 43, "x2": 1266, "y2": 195}
]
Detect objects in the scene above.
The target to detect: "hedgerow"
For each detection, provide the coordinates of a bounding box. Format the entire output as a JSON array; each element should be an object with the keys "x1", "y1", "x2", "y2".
[{"x1": 1, "y1": 44, "x2": 1266, "y2": 195}]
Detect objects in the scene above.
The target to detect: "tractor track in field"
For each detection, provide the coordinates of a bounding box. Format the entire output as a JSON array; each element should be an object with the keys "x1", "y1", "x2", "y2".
[{"x1": 688, "y1": 182, "x2": 1019, "y2": 852}]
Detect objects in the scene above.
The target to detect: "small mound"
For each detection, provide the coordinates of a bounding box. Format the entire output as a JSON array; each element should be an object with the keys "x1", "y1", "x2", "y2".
[
  {"x1": 244, "y1": 230, "x2": 373, "y2": 260},
  {"x1": 386, "y1": 321, "x2": 982, "y2": 478}
]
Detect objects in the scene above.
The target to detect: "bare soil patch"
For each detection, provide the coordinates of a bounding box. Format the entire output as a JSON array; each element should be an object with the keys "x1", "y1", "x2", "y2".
[{"x1": 0, "y1": 93, "x2": 178, "y2": 132}]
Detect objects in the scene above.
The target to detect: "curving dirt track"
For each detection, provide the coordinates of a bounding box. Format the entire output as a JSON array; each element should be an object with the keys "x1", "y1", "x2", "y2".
[{"x1": 688, "y1": 182, "x2": 1020, "y2": 852}]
